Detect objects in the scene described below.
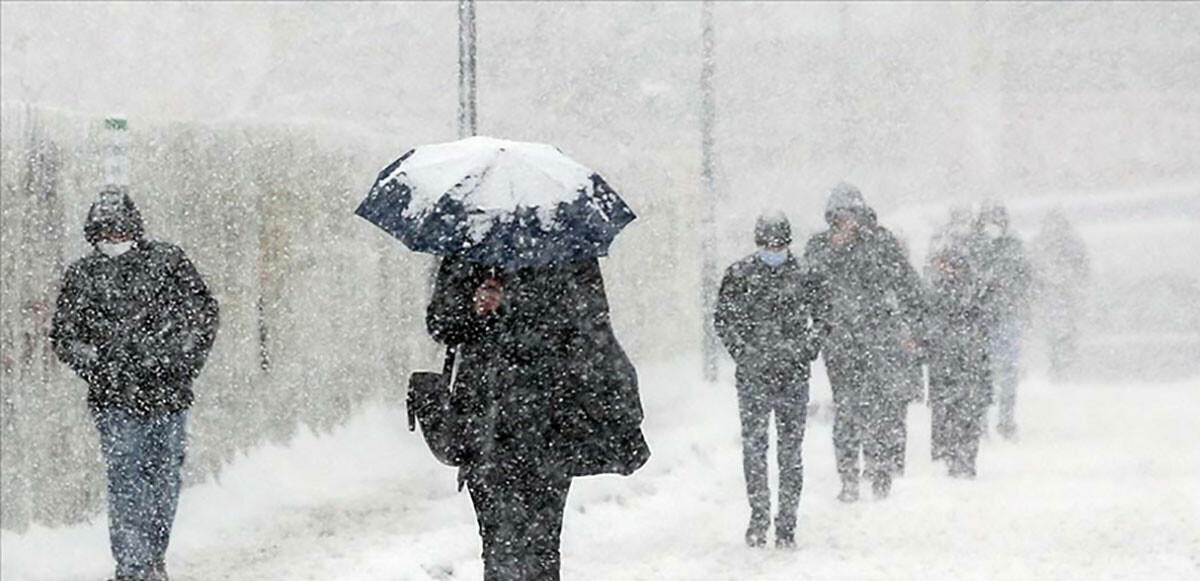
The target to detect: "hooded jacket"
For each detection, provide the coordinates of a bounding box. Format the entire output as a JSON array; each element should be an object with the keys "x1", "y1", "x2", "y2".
[
  {"x1": 803, "y1": 184, "x2": 924, "y2": 371},
  {"x1": 50, "y1": 191, "x2": 219, "y2": 416}
]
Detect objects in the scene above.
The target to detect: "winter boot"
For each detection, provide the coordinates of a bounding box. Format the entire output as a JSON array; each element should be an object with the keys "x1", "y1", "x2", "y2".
[
  {"x1": 836, "y1": 480, "x2": 859, "y2": 503},
  {"x1": 775, "y1": 528, "x2": 796, "y2": 550},
  {"x1": 998, "y1": 422, "x2": 1019, "y2": 442},
  {"x1": 148, "y1": 560, "x2": 169, "y2": 581},
  {"x1": 871, "y1": 473, "x2": 892, "y2": 499},
  {"x1": 745, "y1": 511, "x2": 770, "y2": 548}
]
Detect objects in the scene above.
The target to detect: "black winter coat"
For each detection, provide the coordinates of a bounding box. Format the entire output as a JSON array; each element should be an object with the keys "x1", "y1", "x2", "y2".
[
  {"x1": 803, "y1": 215, "x2": 924, "y2": 371},
  {"x1": 426, "y1": 257, "x2": 650, "y2": 483},
  {"x1": 924, "y1": 248, "x2": 991, "y2": 404},
  {"x1": 51, "y1": 239, "x2": 219, "y2": 416},
  {"x1": 714, "y1": 253, "x2": 823, "y2": 378}
]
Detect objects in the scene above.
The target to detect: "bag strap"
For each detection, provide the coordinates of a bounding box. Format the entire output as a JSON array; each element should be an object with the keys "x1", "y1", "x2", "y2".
[{"x1": 442, "y1": 345, "x2": 457, "y2": 388}]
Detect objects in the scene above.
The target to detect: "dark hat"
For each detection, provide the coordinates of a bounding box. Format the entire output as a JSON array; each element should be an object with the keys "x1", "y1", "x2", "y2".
[
  {"x1": 978, "y1": 201, "x2": 1009, "y2": 231},
  {"x1": 755, "y1": 211, "x2": 791, "y2": 246},
  {"x1": 824, "y1": 182, "x2": 873, "y2": 225},
  {"x1": 84, "y1": 188, "x2": 144, "y2": 244}
]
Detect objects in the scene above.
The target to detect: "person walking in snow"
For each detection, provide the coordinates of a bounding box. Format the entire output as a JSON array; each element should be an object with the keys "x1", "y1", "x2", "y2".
[
  {"x1": 973, "y1": 202, "x2": 1033, "y2": 440},
  {"x1": 426, "y1": 256, "x2": 649, "y2": 581},
  {"x1": 803, "y1": 183, "x2": 924, "y2": 502},
  {"x1": 924, "y1": 245, "x2": 992, "y2": 477},
  {"x1": 1030, "y1": 208, "x2": 1090, "y2": 381},
  {"x1": 714, "y1": 211, "x2": 823, "y2": 549},
  {"x1": 50, "y1": 189, "x2": 219, "y2": 581}
]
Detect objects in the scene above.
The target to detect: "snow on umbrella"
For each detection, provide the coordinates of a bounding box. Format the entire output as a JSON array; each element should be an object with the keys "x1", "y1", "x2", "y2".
[{"x1": 354, "y1": 136, "x2": 636, "y2": 270}]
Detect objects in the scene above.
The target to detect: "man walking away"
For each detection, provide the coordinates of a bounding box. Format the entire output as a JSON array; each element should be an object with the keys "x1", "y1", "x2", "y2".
[
  {"x1": 51, "y1": 189, "x2": 219, "y2": 581},
  {"x1": 715, "y1": 211, "x2": 823, "y2": 548}
]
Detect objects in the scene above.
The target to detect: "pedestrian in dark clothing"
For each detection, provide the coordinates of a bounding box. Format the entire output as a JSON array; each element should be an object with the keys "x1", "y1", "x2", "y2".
[
  {"x1": 887, "y1": 234, "x2": 925, "y2": 477},
  {"x1": 426, "y1": 256, "x2": 649, "y2": 581},
  {"x1": 50, "y1": 189, "x2": 219, "y2": 581},
  {"x1": 925, "y1": 246, "x2": 992, "y2": 478},
  {"x1": 714, "y1": 211, "x2": 822, "y2": 549},
  {"x1": 803, "y1": 183, "x2": 924, "y2": 502},
  {"x1": 975, "y1": 203, "x2": 1033, "y2": 440}
]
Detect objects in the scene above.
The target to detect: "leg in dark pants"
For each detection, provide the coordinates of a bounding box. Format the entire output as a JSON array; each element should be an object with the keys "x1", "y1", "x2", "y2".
[
  {"x1": 736, "y1": 369, "x2": 771, "y2": 545},
  {"x1": 773, "y1": 385, "x2": 807, "y2": 544},
  {"x1": 863, "y1": 396, "x2": 902, "y2": 497},
  {"x1": 990, "y1": 322, "x2": 1021, "y2": 439},
  {"x1": 469, "y1": 473, "x2": 571, "y2": 581},
  {"x1": 930, "y1": 386, "x2": 951, "y2": 462},
  {"x1": 95, "y1": 407, "x2": 188, "y2": 580},
  {"x1": 827, "y1": 361, "x2": 865, "y2": 492},
  {"x1": 947, "y1": 391, "x2": 986, "y2": 478}
]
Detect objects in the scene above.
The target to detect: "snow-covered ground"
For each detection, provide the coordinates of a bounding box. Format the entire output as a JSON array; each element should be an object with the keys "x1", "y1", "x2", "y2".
[{"x1": 3, "y1": 357, "x2": 1198, "y2": 581}]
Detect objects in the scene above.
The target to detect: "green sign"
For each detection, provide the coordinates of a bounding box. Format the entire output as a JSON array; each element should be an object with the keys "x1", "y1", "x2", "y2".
[{"x1": 104, "y1": 117, "x2": 127, "y2": 131}]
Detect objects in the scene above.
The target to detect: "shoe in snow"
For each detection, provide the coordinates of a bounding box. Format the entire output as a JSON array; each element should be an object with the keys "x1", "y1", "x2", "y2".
[
  {"x1": 837, "y1": 481, "x2": 859, "y2": 503},
  {"x1": 872, "y1": 474, "x2": 892, "y2": 499},
  {"x1": 745, "y1": 513, "x2": 769, "y2": 548}
]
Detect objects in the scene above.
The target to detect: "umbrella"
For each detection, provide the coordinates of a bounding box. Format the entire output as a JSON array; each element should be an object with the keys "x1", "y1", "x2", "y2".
[{"x1": 355, "y1": 136, "x2": 636, "y2": 270}]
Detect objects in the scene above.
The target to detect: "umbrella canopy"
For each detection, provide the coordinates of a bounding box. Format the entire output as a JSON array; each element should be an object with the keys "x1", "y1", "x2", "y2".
[{"x1": 355, "y1": 136, "x2": 636, "y2": 270}]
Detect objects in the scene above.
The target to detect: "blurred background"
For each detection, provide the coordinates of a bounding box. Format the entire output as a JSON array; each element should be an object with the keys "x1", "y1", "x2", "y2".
[{"x1": 2, "y1": 2, "x2": 1197, "y2": 531}]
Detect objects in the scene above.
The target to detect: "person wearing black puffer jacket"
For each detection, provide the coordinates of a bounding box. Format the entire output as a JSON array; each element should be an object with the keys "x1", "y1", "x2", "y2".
[
  {"x1": 715, "y1": 211, "x2": 824, "y2": 549},
  {"x1": 50, "y1": 189, "x2": 218, "y2": 581}
]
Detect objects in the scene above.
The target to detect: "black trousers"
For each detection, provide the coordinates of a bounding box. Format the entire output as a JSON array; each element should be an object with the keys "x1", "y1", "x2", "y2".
[
  {"x1": 930, "y1": 380, "x2": 987, "y2": 476},
  {"x1": 826, "y1": 356, "x2": 905, "y2": 486},
  {"x1": 735, "y1": 365, "x2": 808, "y2": 537},
  {"x1": 468, "y1": 472, "x2": 571, "y2": 581}
]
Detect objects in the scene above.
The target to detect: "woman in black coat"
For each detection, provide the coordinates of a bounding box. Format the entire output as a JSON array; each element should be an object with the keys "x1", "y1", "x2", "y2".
[{"x1": 426, "y1": 256, "x2": 648, "y2": 581}]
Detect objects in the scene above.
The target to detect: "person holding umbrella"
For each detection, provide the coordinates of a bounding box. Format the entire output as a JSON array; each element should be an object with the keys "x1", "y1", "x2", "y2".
[{"x1": 357, "y1": 137, "x2": 649, "y2": 581}]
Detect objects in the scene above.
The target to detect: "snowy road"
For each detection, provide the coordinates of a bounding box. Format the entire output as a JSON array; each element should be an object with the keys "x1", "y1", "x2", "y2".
[{"x1": 4, "y1": 359, "x2": 1198, "y2": 581}]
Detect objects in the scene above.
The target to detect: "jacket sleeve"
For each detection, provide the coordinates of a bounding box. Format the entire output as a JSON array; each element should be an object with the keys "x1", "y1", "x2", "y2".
[
  {"x1": 426, "y1": 258, "x2": 493, "y2": 346},
  {"x1": 156, "y1": 248, "x2": 220, "y2": 378},
  {"x1": 802, "y1": 238, "x2": 834, "y2": 346},
  {"x1": 882, "y1": 233, "x2": 925, "y2": 337},
  {"x1": 50, "y1": 263, "x2": 98, "y2": 380},
  {"x1": 713, "y1": 266, "x2": 748, "y2": 361},
  {"x1": 800, "y1": 266, "x2": 830, "y2": 360}
]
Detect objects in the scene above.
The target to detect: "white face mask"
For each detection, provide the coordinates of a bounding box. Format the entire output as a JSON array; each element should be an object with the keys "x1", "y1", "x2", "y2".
[
  {"x1": 984, "y1": 223, "x2": 1004, "y2": 239},
  {"x1": 97, "y1": 240, "x2": 134, "y2": 257},
  {"x1": 756, "y1": 248, "x2": 788, "y2": 267}
]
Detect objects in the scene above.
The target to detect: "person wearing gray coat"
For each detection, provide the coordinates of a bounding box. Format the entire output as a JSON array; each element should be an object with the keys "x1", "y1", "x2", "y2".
[{"x1": 803, "y1": 183, "x2": 924, "y2": 502}]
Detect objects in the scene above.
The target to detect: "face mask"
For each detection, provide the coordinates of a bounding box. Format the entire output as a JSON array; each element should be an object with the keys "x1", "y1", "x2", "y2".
[
  {"x1": 756, "y1": 248, "x2": 788, "y2": 267},
  {"x1": 97, "y1": 240, "x2": 134, "y2": 257},
  {"x1": 984, "y1": 223, "x2": 1004, "y2": 239}
]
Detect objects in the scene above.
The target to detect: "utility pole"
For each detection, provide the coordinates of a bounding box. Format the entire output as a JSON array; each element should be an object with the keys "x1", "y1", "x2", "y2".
[
  {"x1": 458, "y1": 0, "x2": 477, "y2": 138},
  {"x1": 700, "y1": 0, "x2": 719, "y2": 382}
]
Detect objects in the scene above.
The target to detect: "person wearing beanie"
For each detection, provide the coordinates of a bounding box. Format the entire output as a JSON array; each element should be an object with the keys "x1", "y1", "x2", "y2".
[
  {"x1": 803, "y1": 183, "x2": 924, "y2": 502},
  {"x1": 50, "y1": 189, "x2": 219, "y2": 581},
  {"x1": 714, "y1": 210, "x2": 824, "y2": 548}
]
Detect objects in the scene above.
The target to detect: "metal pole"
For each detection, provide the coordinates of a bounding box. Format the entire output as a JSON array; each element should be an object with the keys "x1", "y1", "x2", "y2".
[
  {"x1": 700, "y1": 1, "x2": 719, "y2": 382},
  {"x1": 458, "y1": 0, "x2": 477, "y2": 138}
]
